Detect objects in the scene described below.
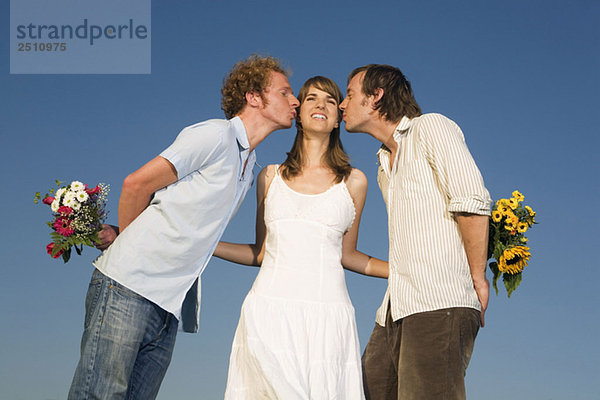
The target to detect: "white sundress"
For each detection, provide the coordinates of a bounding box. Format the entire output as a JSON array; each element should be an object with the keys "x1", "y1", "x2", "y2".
[{"x1": 224, "y1": 169, "x2": 365, "y2": 399}]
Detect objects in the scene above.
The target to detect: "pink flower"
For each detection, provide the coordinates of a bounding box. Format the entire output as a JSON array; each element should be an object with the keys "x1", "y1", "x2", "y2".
[
  {"x1": 58, "y1": 206, "x2": 73, "y2": 215},
  {"x1": 42, "y1": 196, "x2": 55, "y2": 205},
  {"x1": 46, "y1": 243, "x2": 64, "y2": 258},
  {"x1": 54, "y1": 217, "x2": 75, "y2": 237},
  {"x1": 85, "y1": 185, "x2": 100, "y2": 195}
]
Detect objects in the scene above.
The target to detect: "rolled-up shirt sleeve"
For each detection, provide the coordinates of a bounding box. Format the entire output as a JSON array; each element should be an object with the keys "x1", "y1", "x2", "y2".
[
  {"x1": 418, "y1": 113, "x2": 491, "y2": 216},
  {"x1": 160, "y1": 121, "x2": 223, "y2": 179}
]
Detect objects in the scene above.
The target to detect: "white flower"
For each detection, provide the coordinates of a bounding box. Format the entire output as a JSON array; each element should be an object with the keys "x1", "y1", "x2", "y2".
[
  {"x1": 63, "y1": 192, "x2": 77, "y2": 207},
  {"x1": 64, "y1": 196, "x2": 81, "y2": 210},
  {"x1": 51, "y1": 198, "x2": 60, "y2": 212},
  {"x1": 55, "y1": 188, "x2": 66, "y2": 202},
  {"x1": 64, "y1": 191, "x2": 76, "y2": 202},
  {"x1": 71, "y1": 181, "x2": 85, "y2": 191},
  {"x1": 76, "y1": 191, "x2": 89, "y2": 203}
]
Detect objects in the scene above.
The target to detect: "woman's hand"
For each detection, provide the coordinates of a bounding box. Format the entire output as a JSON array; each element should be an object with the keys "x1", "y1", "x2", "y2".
[
  {"x1": 340, "y1": 169, "x2": 389, "y2": 278},
  {"x1": 212, "y1": 165, "x2": 276, "y2": 267}
]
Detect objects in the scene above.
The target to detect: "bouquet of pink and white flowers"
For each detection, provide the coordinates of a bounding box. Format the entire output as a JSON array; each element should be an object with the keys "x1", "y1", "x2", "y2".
[{"x1": 35, "y1": 180, "x2": 109, "y2": 263}]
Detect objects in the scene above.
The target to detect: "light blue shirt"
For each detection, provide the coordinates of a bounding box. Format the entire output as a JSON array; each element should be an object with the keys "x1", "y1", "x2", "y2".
[{"x1": 93, "y1": 116, "x2": 255, "y2": 332}]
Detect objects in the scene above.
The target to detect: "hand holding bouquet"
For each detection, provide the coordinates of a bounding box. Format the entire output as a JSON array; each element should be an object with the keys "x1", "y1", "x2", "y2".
[
  {"x1": 488, "y1": 190, "x2": 537, "y2": 297},
  {"x1": 35, "y1": 180, "x2": 109, "y2": 263}
]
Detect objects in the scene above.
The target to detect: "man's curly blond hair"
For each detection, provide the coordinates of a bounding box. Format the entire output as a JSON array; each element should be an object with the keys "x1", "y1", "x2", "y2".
[{"x1": 221, "y1": 55, "x2": 287, "y2": 119}]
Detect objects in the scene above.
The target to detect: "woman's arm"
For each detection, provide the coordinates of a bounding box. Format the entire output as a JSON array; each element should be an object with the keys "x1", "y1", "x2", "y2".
[
  {"x1": 341, "y1": 169, "x2": 389, "y2": 278},
  {"x1": 212, "y1": 165, "x2": 276, "y2": 267}
]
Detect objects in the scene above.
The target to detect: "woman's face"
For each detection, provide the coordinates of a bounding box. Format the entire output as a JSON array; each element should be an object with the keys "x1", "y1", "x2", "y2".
[{"x1": 298, "y1": 85, "x2": 339, "y2": 135}]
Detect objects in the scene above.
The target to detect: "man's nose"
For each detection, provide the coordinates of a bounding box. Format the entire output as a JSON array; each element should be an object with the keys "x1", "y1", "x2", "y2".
[
  {"x1": 290, "y1": 95, "x2": 300, "y2": 107},
  {"x1": 339, "y1": 98, "x2": 347, "y2": 110}
]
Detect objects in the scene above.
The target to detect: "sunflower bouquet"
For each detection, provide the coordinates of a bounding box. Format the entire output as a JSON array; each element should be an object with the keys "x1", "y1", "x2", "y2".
[
  {"x1": 35, "y1": 180, "x2": 109, "y2": 263},
  {"x1": 488, "y1": 190, "x2": 536, "y2": 297}
]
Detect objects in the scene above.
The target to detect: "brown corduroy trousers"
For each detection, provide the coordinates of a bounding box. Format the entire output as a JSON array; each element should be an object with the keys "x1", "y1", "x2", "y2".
[{"x1": 362, "y1": 305, "x2": 480, "y2": 400}]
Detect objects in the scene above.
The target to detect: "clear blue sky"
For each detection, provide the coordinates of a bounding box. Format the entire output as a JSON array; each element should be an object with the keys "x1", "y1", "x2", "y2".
[{"x1": 1, "y1": 1, "x2": 598, "y2": 398}]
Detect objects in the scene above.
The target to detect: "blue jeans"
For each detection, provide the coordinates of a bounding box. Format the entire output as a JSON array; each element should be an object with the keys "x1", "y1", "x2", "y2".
[{"x1": 68, "y1": 269, "x2": 178, "y2": 400}]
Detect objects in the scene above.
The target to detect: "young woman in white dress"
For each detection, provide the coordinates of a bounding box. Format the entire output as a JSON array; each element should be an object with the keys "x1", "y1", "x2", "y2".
[{"x1": 214, "y1": 76, "x2": 388, "y2": 399}]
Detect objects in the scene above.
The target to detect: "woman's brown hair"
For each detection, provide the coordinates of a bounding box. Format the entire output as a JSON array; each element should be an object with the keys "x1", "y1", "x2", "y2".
[{"x1": 280, "y1": 76, "x2": 352, "y2": 183}]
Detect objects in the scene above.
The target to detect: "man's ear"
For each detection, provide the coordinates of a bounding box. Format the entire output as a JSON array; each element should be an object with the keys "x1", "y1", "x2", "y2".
[
  {"x1": 371, "y1": 88, "x2": 384, "y2": 107},
  {"x1": 245, "y1": 91, "x2": 263, "y2": 108}
]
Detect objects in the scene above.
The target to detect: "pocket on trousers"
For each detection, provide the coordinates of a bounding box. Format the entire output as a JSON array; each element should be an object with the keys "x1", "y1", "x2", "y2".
[
  {"x1": 109, "y1": 280, "x2": 146, "y2": 301},
  {"x1": 459, "y1": 309, "x2": 480, "y2": 372},
  {"x1": 84, "y1": 276, "x2": 103, "y2": 329}
]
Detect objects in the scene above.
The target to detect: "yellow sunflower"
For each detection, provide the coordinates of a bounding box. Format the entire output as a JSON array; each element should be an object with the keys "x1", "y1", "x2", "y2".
[
  {"x1": 492, "y1": 210, "x2": 503, "y2": 222},
  {"x1": 517, "y1": 222, "x2": 528, "y2": 233},
  {"x1": 525, "y1": 205, "x2": 535, "y2": 215},
  {"x1": 512, "y1": 190, "x2": 524, "y2": 202},
  {"x1": 508, "y1": 198, "x2": 519, "y2": 209},
  {"x1": 498, "y1": 246, "x2": 531, "y2": 274},
  {"x1": 525, "y1": 205, "x2": 536, "y2": 223},
  {"x1": 498, "y1": 202, "x2": 513, "y2": 216},
  {"x1": 504, "y1": 214, "x2": 518, "y2": 233}
]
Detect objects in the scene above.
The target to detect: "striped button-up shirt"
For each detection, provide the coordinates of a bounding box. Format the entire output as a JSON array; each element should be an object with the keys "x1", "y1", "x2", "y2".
[{"x1": 375, "y1": 113, "x2": 491, "y2": 326}]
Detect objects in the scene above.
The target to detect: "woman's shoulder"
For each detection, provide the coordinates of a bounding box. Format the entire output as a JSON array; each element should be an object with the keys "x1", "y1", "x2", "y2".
[
  {"x1": 258, "y1": 164, "x2": 279, "y2": 179},
  {"x1": 256, "y1": 164, "x2": 279, "y2": 196},
  {"x1": 346, "y1": 168, "x2": 367, "y2": 186},
  {"x1": 344, "y1": 168, "x2": 367, "y2": 196}
]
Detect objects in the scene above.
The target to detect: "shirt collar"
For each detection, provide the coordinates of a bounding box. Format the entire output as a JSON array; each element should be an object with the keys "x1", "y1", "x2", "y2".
[
  {"x1": 393, "y1": 116, "x2": 413, "y2": 140},
  {"x1": 230, "y1": 116, "x2": 250, "y2": 151},
  {"x1": 377, "y1": 116, "x2": 414, "y2": 157}
]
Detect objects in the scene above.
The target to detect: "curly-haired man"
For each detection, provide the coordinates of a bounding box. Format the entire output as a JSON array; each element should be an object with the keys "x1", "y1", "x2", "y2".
[{"x1": 68, "y1": 55, "x2": 299, "y2": 399}]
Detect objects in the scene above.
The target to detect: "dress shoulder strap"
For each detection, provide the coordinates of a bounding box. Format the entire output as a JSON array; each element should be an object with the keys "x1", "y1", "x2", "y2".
[{"x1": 264, "y1": 164, "x2": 281, "y2": 201}]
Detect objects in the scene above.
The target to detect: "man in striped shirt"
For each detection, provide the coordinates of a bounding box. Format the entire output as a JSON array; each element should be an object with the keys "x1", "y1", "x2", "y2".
[{"x1": 340, "y1": 64, "x2": 491, "y2": 400}]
